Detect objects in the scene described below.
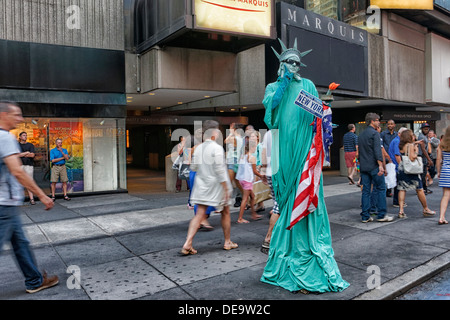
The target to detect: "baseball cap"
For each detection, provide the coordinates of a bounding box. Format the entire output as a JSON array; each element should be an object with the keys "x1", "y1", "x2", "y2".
[{"x1": 421, "y1": 123, "x2": 430, "y2": 128}]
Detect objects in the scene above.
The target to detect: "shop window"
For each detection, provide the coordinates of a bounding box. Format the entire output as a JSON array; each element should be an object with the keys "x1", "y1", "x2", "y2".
[{"x1": 12, "y1": 118, "x2": 127, "y2": 195}]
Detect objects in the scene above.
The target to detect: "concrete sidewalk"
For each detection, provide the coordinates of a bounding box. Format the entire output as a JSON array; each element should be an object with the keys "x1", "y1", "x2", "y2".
[{"x1": 0, "y1": 171, "x2": 449, "y2": 300}]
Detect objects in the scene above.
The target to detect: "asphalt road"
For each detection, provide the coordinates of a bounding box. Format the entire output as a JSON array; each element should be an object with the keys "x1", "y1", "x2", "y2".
[{"x1": 396, "y1": 267, "x2": 450, "y2": 300}]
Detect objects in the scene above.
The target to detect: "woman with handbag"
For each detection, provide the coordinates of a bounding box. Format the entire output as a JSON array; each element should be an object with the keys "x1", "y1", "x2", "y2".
[{"x1": 397, "y1": 129, "x2": 435, "y2": 218}]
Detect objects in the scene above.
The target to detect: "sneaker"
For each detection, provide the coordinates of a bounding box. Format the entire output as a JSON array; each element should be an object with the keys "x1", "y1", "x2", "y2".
[
  {"x1": 26, "y1": 272, "x2": 59, "y2": 294},
  {"x1": 377, "y1": 215, "x2": 394, "y2": 222},
  {"x1": 362, "y1": 217, "x2": 373, "y2": 223}
]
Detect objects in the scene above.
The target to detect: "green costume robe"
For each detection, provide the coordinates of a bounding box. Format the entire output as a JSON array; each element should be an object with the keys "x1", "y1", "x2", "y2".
[{"x1": 260, "y1": 76, "x2": 349, "y2": 293}]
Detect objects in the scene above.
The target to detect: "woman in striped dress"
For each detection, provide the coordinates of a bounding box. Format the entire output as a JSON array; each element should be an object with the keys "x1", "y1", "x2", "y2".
[{"x1": 437, "y1": 126, "x2": 450, "y2": 225}]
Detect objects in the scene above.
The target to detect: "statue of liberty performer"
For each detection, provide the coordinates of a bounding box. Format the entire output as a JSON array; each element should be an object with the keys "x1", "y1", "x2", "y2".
[{"x1": 260, "y1": 38, "x2": 349, "y2": 293}]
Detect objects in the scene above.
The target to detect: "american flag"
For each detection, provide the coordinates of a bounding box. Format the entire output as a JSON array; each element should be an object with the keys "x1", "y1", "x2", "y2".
[{"x1": 287, "y1": 103, "x2": 333, "y2": 230}]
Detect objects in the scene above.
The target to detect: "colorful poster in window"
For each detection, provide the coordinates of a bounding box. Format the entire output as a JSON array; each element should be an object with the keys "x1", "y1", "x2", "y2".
[{"x1": 49, "y1": 121, "x2": 84, "y2": 192}]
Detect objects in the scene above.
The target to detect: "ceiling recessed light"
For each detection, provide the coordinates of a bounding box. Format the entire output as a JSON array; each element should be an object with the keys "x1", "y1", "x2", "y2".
[
  {"x1": 156, "y1": 107, "x2": 161, "y2": 110},
  {"x1": 204, "y1": 95, "x2": 211, "y2": 98},
  {"x1": 148, "y1": 93, "x2": 155, "y2": 96},
  {"x1": 178, "y1": 102, "x2": 183, "y2": 105},
  {"x1": 243, "y1": 107, "x2": 248, "y2": 109},
  {"x1": 355, "y1": 101, "x2": 361, "y2": 104}
]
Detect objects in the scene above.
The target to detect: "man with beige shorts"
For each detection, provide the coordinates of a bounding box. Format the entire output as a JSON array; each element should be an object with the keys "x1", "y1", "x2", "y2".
[{"x1": 50, "y1": 138, "x2": 70, "y2": 201}]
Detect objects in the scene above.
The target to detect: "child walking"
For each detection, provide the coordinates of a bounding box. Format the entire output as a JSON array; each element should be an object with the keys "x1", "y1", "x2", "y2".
[{"x1": 236, "y1": 131, "x2": 263, "y2": 223}]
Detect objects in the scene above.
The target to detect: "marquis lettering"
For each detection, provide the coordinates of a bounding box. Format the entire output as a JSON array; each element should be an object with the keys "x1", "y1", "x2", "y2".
[
  {"x1": 315, "y1": 17, "x2": 322, "y2": 30},
  {"x1": 303, "y1": 14, "x2": 310, "y2": 27},
  {"x1": 327, "y1": 21, "x2": 335, "y2": 34},
  {"x1": 288, "y1": 8, "x2": 297, "y2": 22}
]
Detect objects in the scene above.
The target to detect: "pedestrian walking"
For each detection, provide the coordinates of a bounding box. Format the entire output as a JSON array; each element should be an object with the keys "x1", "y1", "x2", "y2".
[
  {"x1": 388, "y1": 127, "x2": 408, "y2": 208},
  {"x1": 236, "y1": 131, "x2": 263, "y2": 223},
  {"x1": 379, "y1": 123, "x2": 394, "y2": 197},
  {"x1": 224, "y1": 123, "x2": 244, "y2": 207},
  {"x1": 343, "y1": 124, "x2": 358, "y2": 184},
  {"x1": 417, "y1": 123, "x2": 434, "y2": 195},
  {"x1": 259, "y1": 130, "x2": 280, "y2": 254},
  {"x1": 358, "y1": 113, "x2": 393, "y2": 223},
  {"x1": 253, "y1": 130, "x2": 266, "y2": 213},
  {"x1": 18, "y1": 131, "x2": 36, "y2": 205},
  {"x1": 175, "y1": 136, "x2": 190, "y2": 192},
  {"x1": 0, "y1": 102, "x2": 59, "y2": 294},
  {"x1": 181, "y1": 120, "x2": 238, "y2": 255},
  {"x1": 436, "y1": 126, "x2": 450, "y2": 225},
  {"x1": 397, "y1": 129, "x2": 435, "y2": 219},
  {"x1": 427, "y1": 129, "x2": 440, "y2": 186},
  {"x1": 188, "y1": 135, "x2": 214, "y2": 230}
]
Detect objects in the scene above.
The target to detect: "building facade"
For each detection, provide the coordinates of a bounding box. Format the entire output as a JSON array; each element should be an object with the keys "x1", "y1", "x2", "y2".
[
  {"x1": 4, "y1": 1, "x2": 446, "y2": 194},
  {"x1": 0, "y1": 0, "x2": 127, "y2": 195}
]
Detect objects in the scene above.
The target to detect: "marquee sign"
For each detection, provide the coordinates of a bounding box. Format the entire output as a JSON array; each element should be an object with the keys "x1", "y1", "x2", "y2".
[
  {"x1": 370, "y1": 0, "x2": 433, "y2": 10},
  {"x1": 193, "y1": 0, "x2": 275, "y2": 38}
]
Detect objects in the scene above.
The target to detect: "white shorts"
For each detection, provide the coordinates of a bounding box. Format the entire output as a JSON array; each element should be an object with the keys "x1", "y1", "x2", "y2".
[{"x1": 22, "y1": 165, "x2": 34, "y2": 178}]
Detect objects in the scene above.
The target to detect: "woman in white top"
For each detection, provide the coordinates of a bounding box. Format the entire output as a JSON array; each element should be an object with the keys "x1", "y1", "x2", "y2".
[
  {"x1": 236, "y1": 131, "x2": 264, "y2": 223},
  {"x1": 181, "y1": 120, "x2": 238, "y2": 255}
]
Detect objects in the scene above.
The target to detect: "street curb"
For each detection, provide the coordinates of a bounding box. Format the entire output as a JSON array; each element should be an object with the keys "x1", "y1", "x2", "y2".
[{"x1": 353, "y1": 251, "x2": 450, "y2": 300}]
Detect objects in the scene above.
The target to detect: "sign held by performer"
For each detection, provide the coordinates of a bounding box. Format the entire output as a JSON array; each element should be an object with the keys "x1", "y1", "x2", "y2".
[{"x1": 295, "y1": 89, "x2": 323, "y2": 119}]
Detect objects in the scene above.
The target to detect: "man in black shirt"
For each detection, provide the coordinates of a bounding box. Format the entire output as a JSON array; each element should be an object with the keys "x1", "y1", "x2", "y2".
[
  {"x1": 358, "y1": 113, "x2": 393, "y2": 223},
  {"x1": 18, "y1": 132, "x2": 36, "y2": 205}
]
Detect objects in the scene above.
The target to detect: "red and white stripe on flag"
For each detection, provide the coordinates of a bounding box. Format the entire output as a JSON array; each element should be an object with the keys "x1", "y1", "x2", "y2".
[{"x1": 287, "y1": 116, "x2": 325, "y2": 230}]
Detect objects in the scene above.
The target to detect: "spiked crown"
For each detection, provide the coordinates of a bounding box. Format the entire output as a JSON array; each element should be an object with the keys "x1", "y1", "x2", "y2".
[{"x1": 272, "y1": 38, "x2": 312, "y2": 68}]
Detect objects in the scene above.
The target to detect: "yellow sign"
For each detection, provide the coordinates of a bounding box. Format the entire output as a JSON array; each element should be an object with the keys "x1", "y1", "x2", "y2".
[
  {"x1": 370, "y1": 0, "x2": 433, "y2": 9},
  {"x1": 194, "y1": 0, "x2": 274, "y2": 38}
]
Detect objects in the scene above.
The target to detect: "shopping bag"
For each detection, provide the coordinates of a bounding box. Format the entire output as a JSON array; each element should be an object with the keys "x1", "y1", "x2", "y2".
[
  {"x1": 178, "y1": 164, "x2": 190, "y2": 180},
  {"x1": 385, "y1": 162, "x2": 397, "y2": 189},
  {"x1": 253, "y1": 180, "x2": 272, "y2": 203},
  {"x1": 172, "y1": 155, "x2": 182, "y2": 170}
]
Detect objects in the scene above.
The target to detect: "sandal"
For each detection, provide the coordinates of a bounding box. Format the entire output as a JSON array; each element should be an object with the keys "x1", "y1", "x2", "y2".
[
  {"x1": 423, "y1": 209, "x2": 436, "y2": 217},
  {"x1": 223, "y1": 242, "x2": 238, "y2": 250},
  {"x1": 398, "y1": 212, "x2": 406, "y2": 219},
  {"x1": 180, "y1": 247, "x2": 197, "y2": 256},
  {"x1": 261, "y1": 241, "x2": 270, "y2": 254},
  {"x1": 30, "y1": 199, "x2": 36, "y2": 205},
  {"x1": 199, "y1": 224, "x2": 214, "y2": 231},
  {"x1": 438, "y1": 220, "x2": 448, "y2": 225},
  {"x1": 51, "y1": 197, "x2": 56, "y2": 202},
  {"x1": 63, "y1": 195, "x2": 71, "y2": 201}
]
